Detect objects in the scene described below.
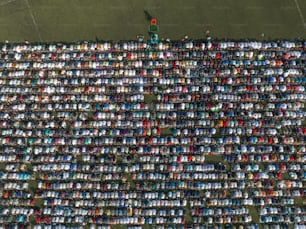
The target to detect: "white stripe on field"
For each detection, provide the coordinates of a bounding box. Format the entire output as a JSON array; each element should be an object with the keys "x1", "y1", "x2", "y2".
[
  {"x1": 0, "y1": 0, "x2": 18, "y2": 6},
  {"x1": 24, "y1": 0, "x2": 42, "y2": 41},
  {"x1": 293, "y1": 0, "x2": 306, "y2": 30}
]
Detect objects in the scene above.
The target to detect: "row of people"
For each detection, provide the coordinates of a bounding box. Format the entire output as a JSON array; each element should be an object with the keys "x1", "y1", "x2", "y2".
[{"x1": 0, "y1": 40, "x2": 304, "y2": 227}]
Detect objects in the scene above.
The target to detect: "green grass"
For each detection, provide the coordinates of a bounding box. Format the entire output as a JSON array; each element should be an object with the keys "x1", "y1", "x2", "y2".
[
  {"x1": 204, "y1": 155, "x2": 231, "y2": 171},
  {"x1": 248, "y1": 206, "x2": 260, "y2": 225},
  {"x1": 185, "y1": 201, "x2": 193, "y2": 225},
  {"x1": 34, "y1": 198, "x2": 44, "y2": 208},
  {"x1": 281, "y1": 172, "x2": 290, "y2": 180},
  {"x1": 142, "y1": 225, "x2": 152, "y2": 229},
  {"x1": 112, "y1": 225, "x2": 127, "y2": 229},
  {"x1": 302, "y1": 117, "x2": 306, "y2": 126},
  {"x1": 29, "y1": 215, "x2": 36, "y2": 226},
  {"x1": 0, "y1": 0, "x2": 305, "y2": 42},
  {"x1": 294, "y1": 196, "x2": 304, "y2": 206},
  {"x1": 144, "y1": 94, "x2": 158, "y2": 104},
  {"x1": 25, "y1": 163, "x2": 33, "y2": 173},
  {"x1": 144, "y1": 10, "x2": 153, "y2": 21},
  {"x1": 76, "y1": 155, "x2": 83, "y2": 164},
  {"x1": 205, "y1": 155, "x2": 223, "y2": 163},
  {"x1": 258, "y1": 163, "x2": 265, "y2": 171},
  {"x1": 289, "y1": 224, "x2": 295, "y2": 229},
  {"x1": 0, "y1": 162, "x2": 6, "y2": 171},
  {"x1": 160, "y1": 127, "x2": 172, "y2": 137},
  {"x1": 125, "y1": 173, "x2": 136, "y2": 191},
  {"x1": 28, "y1": 180, "x2": 38, "y2": 196}
]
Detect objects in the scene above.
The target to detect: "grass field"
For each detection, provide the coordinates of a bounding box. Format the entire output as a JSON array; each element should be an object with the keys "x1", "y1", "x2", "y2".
[{"x1": 0, "y1": 0, "x2": 305, "y2": 42}]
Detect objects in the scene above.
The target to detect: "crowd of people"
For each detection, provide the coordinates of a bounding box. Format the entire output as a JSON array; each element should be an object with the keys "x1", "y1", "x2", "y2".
[{"x1": 0, "y1": 40, "x2": 305, "y2": 228}]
